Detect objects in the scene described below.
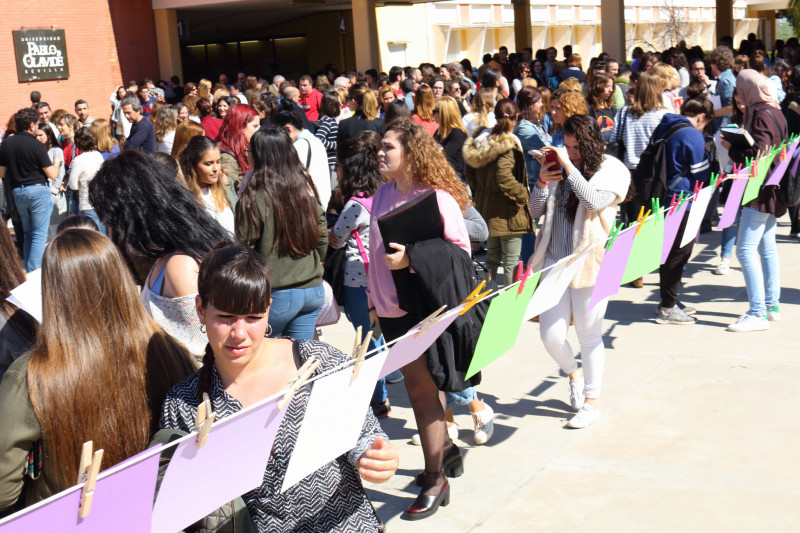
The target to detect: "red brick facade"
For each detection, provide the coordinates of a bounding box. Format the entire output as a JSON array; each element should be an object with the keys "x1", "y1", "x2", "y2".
[{"x1": 0, "y1": 0, "x2": 159, "y2": 127}]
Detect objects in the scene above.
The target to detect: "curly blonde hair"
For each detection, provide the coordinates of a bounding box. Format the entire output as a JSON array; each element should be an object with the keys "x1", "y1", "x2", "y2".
[{"x1": 386, "y1": 119, "x2": 470, "y2": 210}]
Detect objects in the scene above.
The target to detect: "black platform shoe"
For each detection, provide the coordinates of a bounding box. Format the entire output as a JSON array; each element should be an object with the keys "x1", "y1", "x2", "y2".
[
  {"x1": 415, "y1": 442, "x2": 463, "y2": 486},
  {"x1": 402, "y1": 470, "x2": 450, "y2": 521}
]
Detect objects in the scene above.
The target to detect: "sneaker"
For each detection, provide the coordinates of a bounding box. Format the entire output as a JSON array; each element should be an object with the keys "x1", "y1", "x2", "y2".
[
  {"x1": 630, "y1": 277, "x2": 644, "y2": 288},
  {"x1": 653, "y1": 302, "x2": 697, "y2": 316},
  {"x1": 370, "y1": 400, "x2": 391, "y2": 418},
  {"x1": 471, "y1": 404, "x2": 494, "y2": 445},
  {"x1": 411, "y1": 423, "x2": 458, "y2": 445},
  {"x1": 767, "y1": 306, "x2": 781, "y2": 321},
  {"x1": 655, "y1": 306, "x2": 696, "y2": 325},
  {"x1": 727, "y1": 314, "x2": 769, "y2": 332},
  {"x1": 715, "y1": 257, "x2": 730, "y2": 275},
  {"x1": 385, "y1": 370, "x2": 405, "y2": 384},
  {"x1": 568, "y1": 377, "x2": 585, "y2": 411},
  {"x1": 567, "y1": 403, "x2": 601, "y2": 429}
]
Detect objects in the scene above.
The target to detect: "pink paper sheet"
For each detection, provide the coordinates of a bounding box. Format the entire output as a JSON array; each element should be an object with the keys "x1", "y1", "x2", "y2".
[
  {"x1": 587, "y1": 228, "x2": 637, "y2": 315},
  {"x1": 661, "y1": 200, "x2": 690, "y2": 264},
  {"x1": 717, "y1": 175, "x2": 749, "y2": 229},
  {"x1": 764, "y1": 141, "x2": 798, "y2": 187}
]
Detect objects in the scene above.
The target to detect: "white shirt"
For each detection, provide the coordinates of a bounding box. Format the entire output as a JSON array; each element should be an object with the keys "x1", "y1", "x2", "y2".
[
  {"x1": 200, "y1": 187, "x2": 235, "y2": 236},
  {"x1": 295, "y1": 130, "x2": 332, "y2": 209},
  {"x1": 234, "y1": 93, "x2": 248, "y2": 105},
  {"x1": 157, "y1": 130, "x2": 176, "y2": 154},
  {"x1": 68, "y1": 151, "x2": 104, "y2": 211}
]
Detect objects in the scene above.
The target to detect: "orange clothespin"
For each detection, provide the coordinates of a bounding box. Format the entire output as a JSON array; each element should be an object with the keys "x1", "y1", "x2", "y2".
[
  {"x1": 458, "y1": 280, "x2": 492, "y2": 316},
  {"x1": 78, "y1": 441, "x2": 104, "y2": 519},
  {"x1": 635, "y1": 209, "x2": 651, "y2": 236},
  {"x1": 351, "y1": 330, "x2": 373, "y2": 381},
  {"x1": 195, "y1": 393, "x2": 215, "y2": 449},
  {"x1": 516, "y1": 263, "x2": 534, "y2": 295},
  {"x1": 278, "y1": 356, "x2": 320, "y2": 409},
  {"x1": 413, "y1": 304, "x2": 448, "y2": 338}
]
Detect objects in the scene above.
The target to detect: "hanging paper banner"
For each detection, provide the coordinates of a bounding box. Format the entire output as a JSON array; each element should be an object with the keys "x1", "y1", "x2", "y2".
[
  {"x1": 680, "y1": 186, "x2": 714, "y2": 247},
  {"x1": 621, "y1": 209, "x2": 665, "y2": 285},
  {"x1": 717, "y1": 175, "x2": 749, "y2": 229},
  {"x1": 661, "y1": 199, "x2": 690, "y2": 264},
  {"x1": 587, "y1": 227, "x2": 637, "y2": 314},
  {"x1": 765, "y1": 140, "x2": 799, "y2": 187}
]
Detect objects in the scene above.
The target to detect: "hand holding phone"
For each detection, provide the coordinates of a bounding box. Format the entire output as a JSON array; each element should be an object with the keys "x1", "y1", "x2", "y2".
[{"x1": 545, "y1": 150, "x2": 561, "y2": 172}]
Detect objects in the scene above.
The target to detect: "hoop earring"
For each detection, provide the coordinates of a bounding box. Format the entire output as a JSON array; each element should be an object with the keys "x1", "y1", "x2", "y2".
[
  {"x1": 264, "y1": 324, "x2": 273, "y2": 338},
  {"x1": 200, "y1": 324, "x2": 206, "y2": 333}
]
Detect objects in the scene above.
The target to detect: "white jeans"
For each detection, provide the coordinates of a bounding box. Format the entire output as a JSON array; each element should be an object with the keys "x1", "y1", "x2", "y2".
[{"x1": 539, "y1": 274, "x2": 608, "y2": 399}]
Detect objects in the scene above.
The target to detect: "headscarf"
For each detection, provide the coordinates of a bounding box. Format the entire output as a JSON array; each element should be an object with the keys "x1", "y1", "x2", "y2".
[{"x1": 736, "y1": 69, "x2": 780, "y2": 130}]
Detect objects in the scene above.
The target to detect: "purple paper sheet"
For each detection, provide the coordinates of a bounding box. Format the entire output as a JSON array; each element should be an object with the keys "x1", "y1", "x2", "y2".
[
  {"x1": 587, "y1": 228, "x2": 637, "y2": 315},
  {"x1": 661, "y1": 200, "x2": 690, "y2": 264},
  {"x1": 378, "y1": 307, "x2": 462, "y2": 379},
  {"x1": 151, "y1": 395, "x2": 286, "y2": 533},
  {"x1": 717, "y1": 176, "x2": 749, "y2": 229},
  {"x1": 0, "y1": 446, "x2": 161, "y2": 533},
  {"x1": 764, "y1": 142, "x2": 798, "y2": 187}
]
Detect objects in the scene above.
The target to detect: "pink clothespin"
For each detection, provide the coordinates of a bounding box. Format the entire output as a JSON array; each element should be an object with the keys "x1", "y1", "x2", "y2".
[
  {"x1": 517, "y1": 264, "x2": 534, "y2": 295},
  {"x1": 732, "y1": 162, "x2": 743, "y2": 176},
  {"x1": 669, "y1": 192, "x2": 677, "y2": 209},
  {"x1": 692, "y1": 181, "x2": 702, "y2": 200},
  {"x1": 780, "y1": 146, "x2": 787, "y2": 162}
]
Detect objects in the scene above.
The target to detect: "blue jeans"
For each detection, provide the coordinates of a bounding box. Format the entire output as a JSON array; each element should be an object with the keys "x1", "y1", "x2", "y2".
[
  {"x1": 343, "y1": 285, "x2": 387, "y2": 403},
  {"x1": 736, "y1": 207, "x2": 780, "y2": 316},
  {"x1": 268, "y1": 284, "x2": 325, "y2": 340},
  {"x1": 445, "y1": 386, "x2": 476, "y2": 411},
  {"x1": 519, "y1": 232, "x2": 536, "y2": 267},
  {"x1": 12, "y1": 185, "x2": 53, "y2": 272},
  {"x1": 80, "y1": 209, "x2": 106, "y2": 234},
  {"x1": 721, "y1": 207, "x2": 742, "y2": 259}
]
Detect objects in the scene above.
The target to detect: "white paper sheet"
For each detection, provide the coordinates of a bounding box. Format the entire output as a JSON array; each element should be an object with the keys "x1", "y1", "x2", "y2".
[
  {"x1": 7, "y1": 269, "x2": 42, "y2": 323},
  {"x1": 523, "y1": 248, "x2": 590, "y2": 321},
  {"x1": 679, "y1": 185, "x2": 714, "y2": 247},
  {"x1": 709, "y1": 95, "x2": 722, "y2": 110},
  {"x1": 281, "y1": 350, "x2": 388, "y2": 492}
]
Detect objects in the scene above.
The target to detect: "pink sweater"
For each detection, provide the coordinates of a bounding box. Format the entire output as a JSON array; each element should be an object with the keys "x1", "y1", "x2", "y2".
[{"x1": 366, "y1": 182, "x2": 470, "y2": 318}]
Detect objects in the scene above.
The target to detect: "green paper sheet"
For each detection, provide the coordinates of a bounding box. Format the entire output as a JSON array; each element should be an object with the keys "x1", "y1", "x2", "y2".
[
  {"x1": 465, "y1": 273, "x2": 540, "y2": 379},
  {"x1": 621, "y1": 210, "x2": 665, "y2": 285},
  {"x1": 741, "y1": 147, "x2": 779, "y2": 205}
]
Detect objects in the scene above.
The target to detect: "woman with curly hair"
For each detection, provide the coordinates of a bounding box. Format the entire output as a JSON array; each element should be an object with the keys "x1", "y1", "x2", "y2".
[
  {"x1": 585, "y1": 72, "x2": 617, "y2": 133},
  {"x1": 153, "y1": 105, "x2": 178, "y2": 154},
  {"x1": 215, "y1": 103, "x2": 259, "y2": 195},
  {"x1": 549, "y1": 89, "x2": 589, "y2": 146},
  {"x1": 530, "y1": 114, "x2": 630, "y2": 429},
  {"x1": 367, "y1": 118, "x2": 472, "y2": 520}
]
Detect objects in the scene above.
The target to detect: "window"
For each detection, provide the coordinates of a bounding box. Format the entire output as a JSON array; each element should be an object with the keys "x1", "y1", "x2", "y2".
[
  {"x1": 639, "y1": 7, "x2": 652, "y2": 21},
  {"x1": 581, "y1": 6, "x2": 595, "y2": 22},
  {"x1": 532, "y1": 5, "x2": 548, "y2": 23},
  {"x1": 557, "y1": 6, "x2": 572, "y2": 22},
  {"x1": 502, "y1": 5, "x2": 515, "y2": 24},
  {"x1": 433, "y1": 4, "x2": 458, "y2": 24},
  {"x1": 471, "y1": 5, "x2": 491, "y2": 24},
  {"x1": 624, "y1": 7, "x2": 635, "y2": 21}
]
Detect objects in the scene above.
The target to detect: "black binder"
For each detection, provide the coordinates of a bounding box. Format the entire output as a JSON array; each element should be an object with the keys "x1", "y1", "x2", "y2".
[{"x1": 377, "y1": 189, "x2": 444, "y2": 253}]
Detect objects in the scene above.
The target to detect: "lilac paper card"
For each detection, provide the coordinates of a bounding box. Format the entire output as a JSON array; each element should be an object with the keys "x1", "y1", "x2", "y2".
[
  {"x1": 680, "y1": 186, "x2": 714, "y2": 247},
  {"x1": 523, "y1": 247, "x2": 590, "y2": 321},
  {"x1": 586, "y1": 228, "x2": 637, "y2": 315},
  {"x1": 765, "y1": 141, "x2": 799, "y2": 187},
  {"x1": 661, "y1": 200, "x2": 690, "y2": 264},
  {"x1": 282, "y1": 350, "x2": 388, "y2": 492},
  {"x1": 717, "y1": 175, "x2": 749, "y2": 229},
  {"x1": 378, "y1": 306, "x2": 462, "y2": 379},
  {"x1": 0, "y1": 446, "x2": 161, "y2": 533},
  {"x1": 151, "y1": 395, "x2": 286, "y2": 533}
]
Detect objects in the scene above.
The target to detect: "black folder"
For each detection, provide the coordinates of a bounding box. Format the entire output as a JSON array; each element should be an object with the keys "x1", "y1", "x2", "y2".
[{"x1": 377, "y1": 189, "x2": 444, "y2": 252}]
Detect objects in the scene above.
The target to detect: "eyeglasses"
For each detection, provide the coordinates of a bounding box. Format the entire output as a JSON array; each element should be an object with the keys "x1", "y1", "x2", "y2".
[{"x1": 521, "y1": 69, "x2": 531, "y2": 73}]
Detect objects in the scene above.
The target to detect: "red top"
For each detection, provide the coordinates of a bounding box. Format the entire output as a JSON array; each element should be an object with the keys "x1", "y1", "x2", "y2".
[
  {"x1": 201, "y1": 115, "x2": 223, "y2": 141},
  {"x1": 299, "y1": 89, "x2": 323, "y2": 121},
  {"x1": 412, "y1": 114, "x2": 439, "y2": 136},
  {"x1": 62, "y1": 140, "x2": 81, "y2": 169}
]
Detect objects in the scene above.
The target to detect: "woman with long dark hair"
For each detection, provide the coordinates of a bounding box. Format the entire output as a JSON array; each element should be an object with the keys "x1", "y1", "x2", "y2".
[
  {"x1": 179, "y1": 136, "x2": 235, "y2": 235},
  {"x1": 89, "y1": 150, "x2": 230, "y2": 358},
  {"x1": 515, "y1": 86, "x2": 550, "y2": 188},
  {"x1": 0, "y1": 222, "x2": 35, "y2": 381},
  {"x1": 368, "y1": 119, "x2": 473, "y2": 519},
  {"x1": 236, "y1": 128, "x2": 327, "y2": 340},
  {"x1": 0, "y1": 229, "x2": 194, "y2": 510},
  {"x1": 463, "y1": 99, "x2": 533, "y2": 286},
  {"x1": 160, "y1": 243, "x2": 397, "y2": 531},
  {"x1": 530, "y1": 114, "x2": 630, "y2": 428},
  {"x1": 216, "y1": 103, "x2": 260, "y2": 194}
]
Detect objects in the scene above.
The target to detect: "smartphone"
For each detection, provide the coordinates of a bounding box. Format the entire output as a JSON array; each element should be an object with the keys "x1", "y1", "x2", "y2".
[
  {"x1": 545, "y1": 150, "x2": 561, "y2": 172},
  {"x1": 528, "y1": 149, "x2": 544, "y2": 158}
]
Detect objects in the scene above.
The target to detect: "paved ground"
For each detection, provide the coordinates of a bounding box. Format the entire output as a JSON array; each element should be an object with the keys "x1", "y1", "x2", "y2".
[{"x1": 319, "y1": 220, "x2": 800, "y2": 533}]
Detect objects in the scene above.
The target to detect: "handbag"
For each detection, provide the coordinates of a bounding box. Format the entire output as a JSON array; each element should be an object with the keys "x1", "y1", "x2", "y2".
[{"x1": 315, "y1": 280, "x2": 341, "y2": 327}]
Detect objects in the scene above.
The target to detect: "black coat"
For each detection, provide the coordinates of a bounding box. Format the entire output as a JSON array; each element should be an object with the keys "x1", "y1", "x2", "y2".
[{"x1": 405, "y1": 238, "x2": 486, "y2": 392}]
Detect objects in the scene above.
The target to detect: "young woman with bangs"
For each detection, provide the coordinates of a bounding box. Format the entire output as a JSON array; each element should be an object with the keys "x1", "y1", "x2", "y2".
[
  {"x1": 216, "y1": 103, "x2": 260, "y2": 198},
  {"x1": 89, "y1": 150, "x2": 231, "y2": 358},
  {"x1": 236, "y1": 128, "x2": 328, "y2": 340},
  {"x1": 411, "y1": 84, "x2": 439, "y2": 136},
  {"x1": 586, "y1": 73, "x2": 617, "y2": 134},
  {"x1": 160, "y1": 242, "x2": 398, "y2": 531},
  {"x1": 0, "y1": 228, "x2": 195, "y2": 512},
  {"x1": 549, "y1": 89, "x2": 589, "y2": 147},
  {"x1": 179, "y1": 136, "x2": 235, "y2": 235}
]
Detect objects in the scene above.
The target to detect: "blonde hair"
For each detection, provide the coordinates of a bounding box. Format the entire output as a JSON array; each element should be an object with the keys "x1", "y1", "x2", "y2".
[
  {"x1": 469, "y1": 88, "x2": 496, "y2": 127},
  {"x1": 198, "y1": 78, "x2": 212, "y2": 90},
  {"x1": 170, "y1": 120, "x2": 206, "y2": 159},
  {"x1": 435, "y1": 96, "x2": 467, "y2": 139},
  {"x1": 348, "y1": 84, "x2": 379, "y2": 121},
  {"x1": 212, "y1": 88, "x2": 230, "y2": 102},
  {"x1": 90, "y1": 118, "x2": 118, "y2": 153},
  {"x1": 153, "y1": 105, "x2": 178, "y2": 143},
  {"x1": 558, "y1": 77, "x2": 582, "y2": 93},
  {"x1": 629, "y1": 71, "x2": 667, "y2": 118},
  {"x1": 651, "y1": 62, "x2": 680, "y2": 91},
  {"x1": 521, "y1": 78, "x2": 538, "y2": 88},
  {"x1": 413, "y1": 84, "x2": 436, "y2": 122}
]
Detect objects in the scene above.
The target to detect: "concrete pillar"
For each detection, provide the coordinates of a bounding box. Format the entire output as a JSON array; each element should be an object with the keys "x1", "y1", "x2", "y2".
[
  {"x1": 154, "y1": 9, "x2": 183, "y2": 83},
  {"x1": 716, "y1": 0, "x2": 733, "y2": 46},
  {"x1": 600, "y1": 0, "x2": 626, "y2": 63},
  {"x1": 351, "y1": 0, "x2": 381, "y2": 72},
  {"x1": 512, "y1": 0, "x2": 532, "y2": 54}
]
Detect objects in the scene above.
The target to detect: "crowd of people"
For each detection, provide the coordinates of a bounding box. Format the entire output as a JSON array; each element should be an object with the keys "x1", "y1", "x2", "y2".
[{"x1": 0, "y1": 30, "x2": 797, "y2": 529}]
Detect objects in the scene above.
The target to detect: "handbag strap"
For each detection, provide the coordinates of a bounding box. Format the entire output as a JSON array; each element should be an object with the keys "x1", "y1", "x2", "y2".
[{"x1": 349, "y1": 195, "x2": 372, "y2": 272}]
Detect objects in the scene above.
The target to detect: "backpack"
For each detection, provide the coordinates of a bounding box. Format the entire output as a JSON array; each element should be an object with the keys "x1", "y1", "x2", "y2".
[
  {"x1": 630, "y1": 122, "x2": 692, "y2": 210},
  {"x1": 779, "y1": 146, "x2": 800, "y2": 207}
]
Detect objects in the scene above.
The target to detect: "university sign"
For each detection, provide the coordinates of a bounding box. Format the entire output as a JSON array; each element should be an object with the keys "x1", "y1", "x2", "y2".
[{"x1": 12, "y1": 29, "x2": 70, "y2": 82}]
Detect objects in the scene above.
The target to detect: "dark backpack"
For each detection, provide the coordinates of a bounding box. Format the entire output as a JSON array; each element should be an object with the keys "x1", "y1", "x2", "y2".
[
  {"x1": 778, "y1": 146, "x2": 800, "y2": 207},
  {"x1": 631, "y1": 122, "x2": 692, "y2": 210}
]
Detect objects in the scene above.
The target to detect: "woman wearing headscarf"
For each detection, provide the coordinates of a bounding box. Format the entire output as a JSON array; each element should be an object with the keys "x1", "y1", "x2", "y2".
[{"x1": 721, "y1": 70, "x2": 787, "y2": 332}]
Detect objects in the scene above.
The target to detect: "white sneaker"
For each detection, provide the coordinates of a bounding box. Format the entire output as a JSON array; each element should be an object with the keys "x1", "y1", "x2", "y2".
[
  {"x1": 715, "y1": 257, "x2": 730, "y2": 275},
  {"x1": 727, "y1": 314, "x2": 769, "y2": 332},
  {"x1": 568, "y1": 377, "x2": 585, "y2": 411},
  {"x1": 567, "y1": 403, "x2": 601, "y2": 429},
  {"x1": 471, "y1": 404, "x2": 495, "y2": 445},
  {"x1": 767, "y1": 306, "x2": 781, "y2": 321},
  {"x1": 411, "y1": 423, "x2": 458, "y2": 445}
]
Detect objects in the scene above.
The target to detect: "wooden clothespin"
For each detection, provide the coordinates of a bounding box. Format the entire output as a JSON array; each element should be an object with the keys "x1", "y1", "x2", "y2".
[
  {"x1": 78, "y1": 441, "x2": 103, "y2": 519},
  {"x1": 413, "y1": 305, "x2": 448, "y2": 339},
  {"x1": 195, "y1": 392, "x2": 216, "y2": 449},
  {"x1": 278, "y1": 356, "x2": 320, "y2": 409},
  {"x1": 351, "y1": 330, "x2": 373, "y2": 381},
  {"x1": 458, "y1": 280, "x2": 492, "y2": 316},
  {"x1": 352, "y1": 325, "x2": 363, "y2": 355},
  {"x1": 516, "y1": 263, "x2": 534, "y2": 295},
  {"x1": 566, "y1": 243, "x2": 591, "y2": 267}
]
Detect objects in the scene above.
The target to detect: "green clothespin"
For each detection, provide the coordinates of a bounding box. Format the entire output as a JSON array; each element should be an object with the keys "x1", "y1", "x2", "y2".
[
  {"x1": 651, "y1": 197, "x2": 663, "y2": 221},
  {"x1": 605, "y1": 222, "x2": 622, "y2": 251},
  {"x1": 709, "y1": 172, "x2": 720, "y2": 190},
  {"x1": 677, "y1": 190, "x2": 689, "y2": 210}
]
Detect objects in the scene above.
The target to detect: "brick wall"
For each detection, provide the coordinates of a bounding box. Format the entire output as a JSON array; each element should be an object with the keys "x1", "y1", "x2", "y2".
[{"x1": 0, "y1": 0, "x2": 159, "y2": 127}]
